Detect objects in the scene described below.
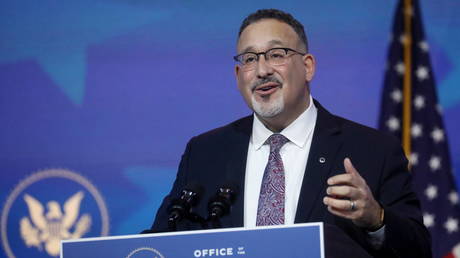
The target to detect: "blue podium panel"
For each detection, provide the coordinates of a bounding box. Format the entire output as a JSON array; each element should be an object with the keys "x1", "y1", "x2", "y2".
[{"x1": 61, "y1": 223, "x2": 324, "y2": 258}]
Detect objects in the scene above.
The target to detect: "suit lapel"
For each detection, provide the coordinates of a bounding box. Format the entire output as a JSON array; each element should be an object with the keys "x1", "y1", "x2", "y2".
[
  {"x1": 220, "y1": 115, "x2": 252, "y2": 228},
  {"x1": 295, "y1": 100, "x2": 343, "y2": 223}
]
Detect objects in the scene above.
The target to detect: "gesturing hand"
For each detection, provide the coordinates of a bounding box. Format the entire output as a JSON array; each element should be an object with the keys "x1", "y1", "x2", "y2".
[{"x1": 323, "y1": 158, "x2": 383, "y2": 230}]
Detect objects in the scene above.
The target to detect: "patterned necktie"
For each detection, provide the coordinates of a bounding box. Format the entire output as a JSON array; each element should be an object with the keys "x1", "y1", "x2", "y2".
[{"x1": 256, "y1": 134, "x2": 289, "y2": 226}]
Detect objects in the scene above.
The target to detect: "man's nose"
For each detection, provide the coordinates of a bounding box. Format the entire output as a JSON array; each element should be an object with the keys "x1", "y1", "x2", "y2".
[{"x1": 255, "y1": 55, "x2": 274, "y2": 78}]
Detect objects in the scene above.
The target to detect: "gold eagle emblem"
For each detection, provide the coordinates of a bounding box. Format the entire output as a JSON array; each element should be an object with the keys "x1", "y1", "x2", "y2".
[{"x1": 20, "y1": 191, "x2": 92, "y2": 257}]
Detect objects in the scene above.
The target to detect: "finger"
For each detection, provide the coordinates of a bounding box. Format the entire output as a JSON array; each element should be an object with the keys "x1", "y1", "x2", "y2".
[
  {"x1": 344, "y1": 157, "x2": 358, "y2": 175},
  {"x1": 323, "y1": 196, "x2": 356, "y2": 211},
  {"x1": 327, "y1": 205, "x2": 354, "y2": 219},
  {"x1": 344, "y1": 158, "x2": 368, "y2": 187},
  {"x1": 327, "y1": 173, "x2": 354, "y2": 186},
  {"x1": 327, "y1": 185, "x2": 358, "y2": 199}
]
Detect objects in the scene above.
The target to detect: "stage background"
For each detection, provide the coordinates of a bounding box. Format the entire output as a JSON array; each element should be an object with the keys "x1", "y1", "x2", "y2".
[{"x1": 1, "y1": 1, "x2": 459, "y2": 257}]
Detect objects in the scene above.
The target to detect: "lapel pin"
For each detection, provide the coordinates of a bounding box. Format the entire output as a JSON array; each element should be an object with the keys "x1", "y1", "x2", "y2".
[{"x1": 319, "y1": 157, "x2": 326, "y2": 163}]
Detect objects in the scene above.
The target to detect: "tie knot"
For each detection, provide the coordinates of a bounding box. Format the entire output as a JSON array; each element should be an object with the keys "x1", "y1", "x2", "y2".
[{"x1": 266, "y1": 134, "x2": 289, "y2": 153}]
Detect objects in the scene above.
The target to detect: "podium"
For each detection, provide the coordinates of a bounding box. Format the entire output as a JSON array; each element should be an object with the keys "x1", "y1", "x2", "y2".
[
  {"x1": 62, "y1": 222, "x2": 373, "y2": 258},
  {"x1": 62, "y1": 223, "x2": 324, "y2": 258}
]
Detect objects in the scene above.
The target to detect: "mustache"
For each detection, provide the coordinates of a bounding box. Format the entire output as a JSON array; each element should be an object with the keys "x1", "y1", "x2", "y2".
[{"x1": 251, "y1": 77, "x2": 282, "y2": 91}]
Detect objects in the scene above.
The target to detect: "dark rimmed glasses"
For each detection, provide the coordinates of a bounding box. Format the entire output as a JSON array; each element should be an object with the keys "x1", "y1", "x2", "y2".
[{"x1": 233, "y1": 47, "x2": 306, "y2": 71}]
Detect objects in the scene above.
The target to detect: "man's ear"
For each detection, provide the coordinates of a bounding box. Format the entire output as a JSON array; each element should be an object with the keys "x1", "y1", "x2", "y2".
[
  {"x1": 235, "y1": 65, "x2": 243, "y2": 89},
  {"x1": 235, "y1": 64, "x2": 240, "y2": 78},
  {"x1": 304, "y1": 54, "x2": 316, "y2": 82}
]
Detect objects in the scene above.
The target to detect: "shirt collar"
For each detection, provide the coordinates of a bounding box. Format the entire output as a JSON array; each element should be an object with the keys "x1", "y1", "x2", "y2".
[{"x1": 251, "y1": 95, "x2": 318, "y2": 150}]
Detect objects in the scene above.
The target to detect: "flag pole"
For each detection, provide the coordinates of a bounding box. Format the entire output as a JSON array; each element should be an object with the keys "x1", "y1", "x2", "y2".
[{"x1": 402, "y1": 0, "x2": 413, "y2": 158}]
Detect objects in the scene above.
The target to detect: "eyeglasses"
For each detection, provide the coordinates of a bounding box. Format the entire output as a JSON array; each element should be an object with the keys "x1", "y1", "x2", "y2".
[{"x1": 233, "y1": 47, "x2": 306, "y2": 71}]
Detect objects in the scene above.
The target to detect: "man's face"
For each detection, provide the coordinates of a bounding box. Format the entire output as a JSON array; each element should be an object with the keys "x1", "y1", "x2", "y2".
[{"x1": 235, "y1": 19, "x2": 315, "y2": 130}]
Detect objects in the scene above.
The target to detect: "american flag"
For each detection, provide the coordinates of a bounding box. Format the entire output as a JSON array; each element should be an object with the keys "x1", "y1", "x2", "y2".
[{"x1": 378, "y1": 0, "x2": 460, "y2": 257}]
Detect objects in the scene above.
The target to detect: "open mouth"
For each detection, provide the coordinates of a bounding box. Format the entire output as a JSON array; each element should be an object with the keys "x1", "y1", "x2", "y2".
[
  {"x1": 258, "y1": 85, "x2": 277, "y2": 91},
  {"x1": 254, "y1": 83, "x2": 280, "y2": 96}
]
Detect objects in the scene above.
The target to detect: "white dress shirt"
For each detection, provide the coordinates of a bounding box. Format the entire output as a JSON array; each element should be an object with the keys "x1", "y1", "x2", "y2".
[{"x1": 244, "y1": 95, "x2": 317, "y2": 228}]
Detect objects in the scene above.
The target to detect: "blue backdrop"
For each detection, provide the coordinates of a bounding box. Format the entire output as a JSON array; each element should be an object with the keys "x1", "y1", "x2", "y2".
[{"x1": 1, "y1": 1, "x2": 459, "y2": 257}]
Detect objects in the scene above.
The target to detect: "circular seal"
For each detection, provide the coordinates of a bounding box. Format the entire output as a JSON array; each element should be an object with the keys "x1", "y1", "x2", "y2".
[
  {"x1": 1, "y1": 168, "x2": 110, "y2": 258},
  {"x1": 126, "y1": 247, "x2": 165, "y2": 258}
]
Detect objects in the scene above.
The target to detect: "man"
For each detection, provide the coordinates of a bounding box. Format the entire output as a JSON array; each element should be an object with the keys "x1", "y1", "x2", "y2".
[{"x1": 149, "y1": 9, "x2": 431, "y2": 257}]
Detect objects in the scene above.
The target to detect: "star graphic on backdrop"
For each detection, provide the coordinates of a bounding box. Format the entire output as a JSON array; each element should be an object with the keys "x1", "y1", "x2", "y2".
[
  {"x1": 428, "y1": 155, "x2": 441, "y2": 171},
  {"x1": 431, "y1": 127, "x2": 445, "y2": 143},
  {"x1": 449, "y1": 191, "x2": 459, "y2": 205},
  {"x1": 0, "y1": 0, "x2": 171, "y2": 105},
  {"x1": 391, "y1": 89, "x2": 402, "y2": 103},
  {"x1": 419, "y1": 41, "x2": 429, "y2": 52},
  {"x1": 423, "y1": 213, "x2": 435, "y2": 228},
  {"x1": 445, "y1": 217, "x2": 459, "y2": 234},
  {"x1": 416, "y1": 66, "x2": 429, "y2": 81},
  {"x1": 386, "y1": 116, "x2": 400, "y2": 131},
  {"x1": 414, "y1": 95, "x2": 425, "y2": 110},
  {"x1": 411, "y1": 123, "x2": 423, "y2": 138},
  {"x1": 395, "y1": 61, "x2": 405, "y2": 75},
  {"x1": 425, "y1": 184, "x2": 438, "y2": 201},
  {"x1": 117, "y1": 166, "x2": 176, "y2": 234}
]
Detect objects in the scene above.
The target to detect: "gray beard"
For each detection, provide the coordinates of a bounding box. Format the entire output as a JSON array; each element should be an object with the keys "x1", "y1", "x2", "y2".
[{"x1": 251, "y1": 94, "x2": 284, "y2": 118}]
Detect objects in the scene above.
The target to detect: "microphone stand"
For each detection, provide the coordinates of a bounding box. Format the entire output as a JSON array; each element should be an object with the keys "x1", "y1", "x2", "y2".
[{"x1": 207, "y1": 187, "x2": 235, "y2": 229}]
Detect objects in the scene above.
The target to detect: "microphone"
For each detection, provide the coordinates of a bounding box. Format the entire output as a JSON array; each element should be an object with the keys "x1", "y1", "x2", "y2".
[
  {"x1": 168, "y1": 182, "x2": 203, "y2": 230},
  {"x1": 208, "y1": 183, "x2": 237, "y2": 228}
]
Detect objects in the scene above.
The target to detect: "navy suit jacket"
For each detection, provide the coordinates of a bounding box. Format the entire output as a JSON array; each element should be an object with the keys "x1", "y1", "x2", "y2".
[{"x1": 151, "y1": 100, "x2": 431, "y2": 257}]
